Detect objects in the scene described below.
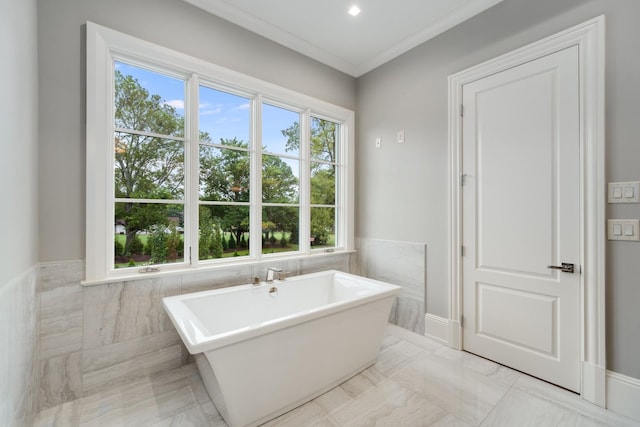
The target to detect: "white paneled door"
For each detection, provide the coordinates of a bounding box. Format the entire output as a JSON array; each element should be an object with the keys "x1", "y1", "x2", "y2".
[{"x1": 461, "y1": 45, "x2": 581, "y2": 392}]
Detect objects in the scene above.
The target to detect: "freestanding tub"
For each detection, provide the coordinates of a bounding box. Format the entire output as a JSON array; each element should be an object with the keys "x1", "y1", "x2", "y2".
[{"x1": 162, "y1": 269, "x2": 401, "y2": 427}]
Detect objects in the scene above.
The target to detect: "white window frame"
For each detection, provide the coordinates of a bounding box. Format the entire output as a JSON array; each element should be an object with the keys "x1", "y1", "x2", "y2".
[{"x1": 85, "y1": 22, "x2": 354, "y2": 283}]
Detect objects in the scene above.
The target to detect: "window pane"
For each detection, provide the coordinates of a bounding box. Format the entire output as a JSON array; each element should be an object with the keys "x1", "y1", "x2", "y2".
[
  {"x1": 310, "y1": 207, "x2": 335, "y2": 248},
  {"x1": 114, "y1": 202, "x2": 184, "y2": 268},
  {"x1": 114, "y1": 132, "x2": 184, "y2": 200},
  {"x1": 202, "y1": 205, "x2": 250, "y2": 258},
  {"x1": 262, "y1": 206, "x2": 299, "y2": 254},
  {"x1": 263, "y1": 103, "x2": 300, "y2": 156},
  {"x1": 310, "y1": 117, "x2": 338, "y2": 162},
  {"x1": 199, "y1": 144, "x2": 250, "y2": 202},
  {"x1": 262, "y1": 155, "x2": 299, "y2": 203},
  {"x1": 199, "y1": 86, "x2": 250, "y2": 145},
  {"x1": 311, "y1": 162, "x2": 335, "y2": 205},
  {"x1": 114, "y1": 62, "x2": 184, "y2": 137}
]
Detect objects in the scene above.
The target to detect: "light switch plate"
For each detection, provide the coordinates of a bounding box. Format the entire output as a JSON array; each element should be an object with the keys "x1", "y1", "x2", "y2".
[
  {"x1": 608, "y1": 219, "x2": 640, "y2": 241},
  {"x1": 608, "y1": 181, "x2": 640, "y2": 203}
]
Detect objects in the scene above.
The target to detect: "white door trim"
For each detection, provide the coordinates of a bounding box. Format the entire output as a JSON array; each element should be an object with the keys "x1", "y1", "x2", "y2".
[{"x1": 447, "y1": 16, "x2": 606, "y2": 406}]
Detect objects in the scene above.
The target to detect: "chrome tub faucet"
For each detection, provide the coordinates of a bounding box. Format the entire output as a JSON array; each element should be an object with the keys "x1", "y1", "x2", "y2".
[{"x1": 266, "y1": 267, "x2": 283, "y2": 283}]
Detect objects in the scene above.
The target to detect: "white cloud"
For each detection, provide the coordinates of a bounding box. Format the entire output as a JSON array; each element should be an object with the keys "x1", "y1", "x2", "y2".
[
  {"x1": 164, "y1": 100, "x2": 184, "y2": 110},
  {"x1": 200, "y1": 107, "x2": 222, "y2": 116},
  {"x1": 216, "y1": 117, "x2": 242, "y2": 124}
]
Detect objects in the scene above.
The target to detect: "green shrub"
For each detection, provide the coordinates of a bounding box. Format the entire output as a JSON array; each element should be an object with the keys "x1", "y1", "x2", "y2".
[
  {"x1": 149, "y1": 226, "x2": 168, "y2": 264},
  {"x1": 289, "y1": 229, "x2": 298, "y2": 245},
  {"x1": 127, "y1": 234, "x2": 144, "y2": 256},
  {"x1": 114, "y1": 238, "x2": 124, "y2": 257},
  {"x1": 199, "y1": 208, "x2": 214, "y2": 259},
  {"x1": 211, "y1": 221, "x2": 223, "y2": 259},
  {"x1": 166, "y1": 223, "x2": 181, "y2": 261},
  {"x1": 177, "y1": 236, "x2": 184, "y2": 257}
]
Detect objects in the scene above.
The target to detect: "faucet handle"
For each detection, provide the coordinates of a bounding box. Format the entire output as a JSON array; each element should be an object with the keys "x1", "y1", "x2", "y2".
[{"x1": 277, "y1": 271, "x2": 290, "y2": 281}]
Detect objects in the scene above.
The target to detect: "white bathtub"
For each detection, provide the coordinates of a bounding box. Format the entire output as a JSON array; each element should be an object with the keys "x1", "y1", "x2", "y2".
[{"x1": 162, "y1": 269, "x2": 401, "y2": 427}]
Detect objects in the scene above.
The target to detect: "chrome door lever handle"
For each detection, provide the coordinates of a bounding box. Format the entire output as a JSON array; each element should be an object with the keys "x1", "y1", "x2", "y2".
[{"x1": 547, "y1": 263, "x2": 575, "y2": 273}]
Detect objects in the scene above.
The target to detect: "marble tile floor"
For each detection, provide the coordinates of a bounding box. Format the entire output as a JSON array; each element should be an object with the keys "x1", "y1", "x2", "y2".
[{"x1": 34, "y1": 324, "x2": 639, "y2": 427}]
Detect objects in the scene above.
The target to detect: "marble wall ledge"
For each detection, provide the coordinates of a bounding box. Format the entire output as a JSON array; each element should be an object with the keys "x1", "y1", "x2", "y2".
[{"x1": 81, "y1": 250, "x2": 356, "y2": 287}]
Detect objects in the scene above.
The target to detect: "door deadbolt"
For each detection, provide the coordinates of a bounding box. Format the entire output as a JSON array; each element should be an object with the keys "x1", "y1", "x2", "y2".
[{"x1": 547, "y1": 263, "x2": 575, "y2": 273}]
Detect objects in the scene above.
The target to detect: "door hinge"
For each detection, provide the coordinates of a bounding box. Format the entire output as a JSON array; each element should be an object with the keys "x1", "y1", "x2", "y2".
[
  {"x1": 189, "y1": 246, "x2": 192, "y2": 263},
  {"x1": 461, "y1": 245, "x2": 465, "y2": 257},
  {"x1": 460, "y1": 315, "x2": 464, "y2": 327},
  {"x1": 461, "y1": 174, "x2": 467, "y2": 186},
  {"x1": 460, "y1": 104, "x2": 464, "y2": 117}
]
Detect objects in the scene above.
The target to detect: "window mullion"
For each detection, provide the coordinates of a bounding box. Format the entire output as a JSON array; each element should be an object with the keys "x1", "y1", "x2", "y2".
[
  {"x1": 250, "y1": 94, "x2": 263, "y2": 260},
  {"x1": 187, "y1": 73, "x2": 200, "y2": 266},
  {"x1": 299, "y1": 109, "x2": 312, "y2": 254}
]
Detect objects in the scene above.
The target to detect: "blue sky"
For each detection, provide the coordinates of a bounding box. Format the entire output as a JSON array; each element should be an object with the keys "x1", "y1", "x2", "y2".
[{"x1": 116, "y1": 61, "x2": 300, "y2": 163}]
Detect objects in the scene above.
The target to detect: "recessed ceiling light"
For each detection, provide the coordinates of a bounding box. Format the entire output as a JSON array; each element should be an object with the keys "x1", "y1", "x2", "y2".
[{"x1": 348, "y1": 5, "x2": 361, "y2": 17}]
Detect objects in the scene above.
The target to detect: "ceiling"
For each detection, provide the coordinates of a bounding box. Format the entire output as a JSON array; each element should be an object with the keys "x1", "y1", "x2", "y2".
[{"x1": 182, "y1": 0, "x2": 504, "y2": 77}]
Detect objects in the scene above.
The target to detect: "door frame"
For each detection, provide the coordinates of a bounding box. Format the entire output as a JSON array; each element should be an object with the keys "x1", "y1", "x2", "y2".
[{"x1": 447, "y1": 16, "x2": 606, "y2": 405}]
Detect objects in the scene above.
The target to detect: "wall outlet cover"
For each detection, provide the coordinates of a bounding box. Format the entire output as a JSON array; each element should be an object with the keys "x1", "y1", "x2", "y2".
[
  {"x1": 608, "y1": 181, "x2": 640, "y2": 203},
  {"x1": 607, "y1": 219, "x2": 640, "y2": 241}
]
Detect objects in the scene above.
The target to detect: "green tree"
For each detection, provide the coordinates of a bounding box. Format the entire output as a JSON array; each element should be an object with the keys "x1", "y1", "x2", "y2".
[
  {"x1": 262, "y1": 155, "x2": 298, "y2": 203},
  {"x1": 114, "y1": 70, "x2": 184, "y2": 256},
  {"x1": 282, "y1": 118, "x2": 337, "y2": 242},
  {"x1": 262, "y1": 155, "x2": 299, "y2": 245},
  {"x1": 199, "y1": 138, "x2": 299, "y2": 249},
  {"x1": 281, "y1": 118, "x2": 336, "y2": 164},
  {"x1": 200, "y1": 138, "x2": 251, "y2": 246},
  {"x1": 199, "y1": 138, "x2": 249, "y2": 203}
]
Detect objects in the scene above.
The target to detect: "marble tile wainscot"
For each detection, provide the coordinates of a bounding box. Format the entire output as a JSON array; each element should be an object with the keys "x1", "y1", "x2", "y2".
[
  {"x1": 356, "y1": 238, "x2": 427, "y2": 334},
  {"x1": 0, "y1": 265, "x2": 40, "y2": 427},
  {"x1": 36, "y1": 253, "x2": 353, "y2": 411}
]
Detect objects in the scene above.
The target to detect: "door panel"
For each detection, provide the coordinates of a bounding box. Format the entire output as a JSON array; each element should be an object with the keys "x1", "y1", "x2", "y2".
[
  {"x1": 476, "y1": 283, "x2": 557, "y2": 355},
  {"x1": 462, "y1": 46, "x2": 580, "y2": 392}
]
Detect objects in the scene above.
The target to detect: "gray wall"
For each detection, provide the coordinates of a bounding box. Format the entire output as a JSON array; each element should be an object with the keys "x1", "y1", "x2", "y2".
[
  {"x1": 1, "y1": 0, "x2": 39, "y2": 286},
  {"x1": 37, "y1": 0, "x2": 357, "y2": 263},
  {"x1": 0, "y1": 1, "x2": 41, "y2": 425},
  {"x1": 356, "y1": 0, "x2": 640, "y2": 378}
]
